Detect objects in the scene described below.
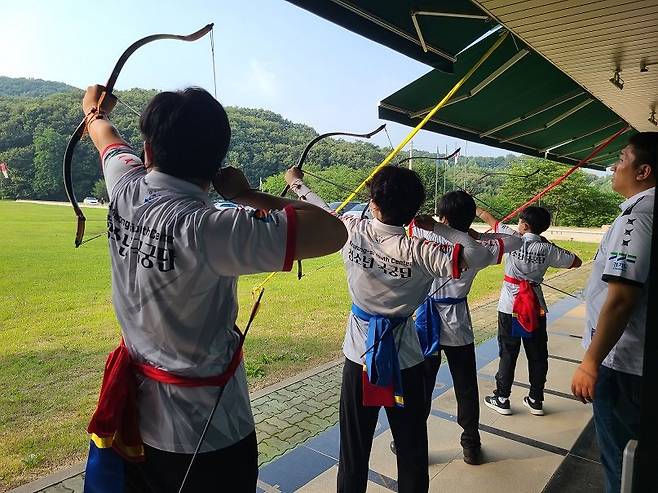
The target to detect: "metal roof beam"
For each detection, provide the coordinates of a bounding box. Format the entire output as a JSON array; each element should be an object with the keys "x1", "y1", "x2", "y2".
[
  {"x1": 479, "y1": 90, "x2": 584, "y2": 137},
  {"x1": 410, "y1": 9, "x2": 491, "y2": 54},
  {"x1": 410, "y1": 49, "x2": 530, "y2": 118},
  {"x1": 328, "y1": 0, "x2": 456, "y2": 62},
  {"x1": 500, "y1": 98, "x2": 594, "y2": 143},
  {"x1": 539, "y1": 120, "x2": 624, "y2": 153}
]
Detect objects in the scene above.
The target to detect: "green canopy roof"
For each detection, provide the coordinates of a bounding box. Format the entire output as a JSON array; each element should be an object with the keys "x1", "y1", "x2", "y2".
[
  {"x1": 286, "y1": 0, "x2": 500, "y2": 73},
  {"x1": 379, "y1": 33, "x2": 634, "y2": 170},
  {"x1": 285, "y1": 1, "x2": 637, "y2": 170}
]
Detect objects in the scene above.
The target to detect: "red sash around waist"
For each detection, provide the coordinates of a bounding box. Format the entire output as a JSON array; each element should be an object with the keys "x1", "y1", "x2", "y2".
[
  {"x1": 504, "y1": 275, "x2": 542, "y2": 334},
  {"x1": 87, "y1": 328, "x2": 244, "y2": 462}
]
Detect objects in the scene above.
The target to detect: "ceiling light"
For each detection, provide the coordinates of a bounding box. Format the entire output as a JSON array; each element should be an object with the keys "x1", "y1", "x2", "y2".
[{"x1": 609, "y1": 69, "x2": 624, "y2": 90}]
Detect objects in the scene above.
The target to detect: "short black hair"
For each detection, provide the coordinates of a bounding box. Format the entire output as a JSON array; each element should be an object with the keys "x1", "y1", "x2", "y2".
[
  {"x1": 437, "y1": 191, "x2": 476, "y2": 232},
  {"x1": 519, "y1": 206, "x2": 551, "y2": 234},
  {"x1": 367, "y1": 166, "x2": 425, "y2": 226},
  {"x1": 628, "y1": 132, "x2": 657, "y2": 176},
  {"x1": 139, "y1": 88, "x2": 231, "y2": 181}
]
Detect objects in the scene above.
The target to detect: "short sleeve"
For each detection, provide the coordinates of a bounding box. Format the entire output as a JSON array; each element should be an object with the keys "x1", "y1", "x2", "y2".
[
  {"x1": 602, "y1": 211, "x2": 652, "y2": 287},
  {"x1": 547, "y1": 243, "x2": 576, "y2": 269},
  {"x1": 479, "y1": 234, "x2": 523, "y2": 265},
  {"x1": 494, "y1": 221, "x2": 521, "y2": 237},
  {"x1": 479, "y1": 238, "x2": 505, "y2": 265},
  {"x1": 203, "y1": 205, "x2": 297, "y2": 276},
  {"x1": 412, "y1": 237, "x2": 461, "y2": 279},
  {"x1": 101, "y1": 144, "x2": 144, "y2": 197}
]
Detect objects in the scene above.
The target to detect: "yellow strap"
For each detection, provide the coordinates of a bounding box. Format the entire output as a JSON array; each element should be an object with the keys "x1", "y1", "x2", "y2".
[
  {"x1": 334, "y1": 31, "x2": 510, "y2": 214},
  {"x1": 251, "y1": 273, "x2": 276, "y2": 297}
]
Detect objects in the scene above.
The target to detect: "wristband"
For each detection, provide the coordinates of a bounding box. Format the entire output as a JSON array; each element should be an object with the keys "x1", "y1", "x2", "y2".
[
  {"x1": 85, "y1": 106, "x2": 108, "y2": 126},
  {"x1": 289, "y1": 179, "x2": 311, "y2": 200}
]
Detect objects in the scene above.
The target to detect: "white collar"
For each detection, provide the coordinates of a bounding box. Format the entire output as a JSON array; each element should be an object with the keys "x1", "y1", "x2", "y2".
[
  {"x1": 619, "y1": 187, "x2": 655, "y2": 211},
  {"x1": 145, "y1": 170, "x2": 210, "y2": 204},
  {"x1": 522, "y1": 232, "x2": 542, "y2": 241},
  {"x1": 371, "y1": 218, "x2": 406, "y2": 235}
]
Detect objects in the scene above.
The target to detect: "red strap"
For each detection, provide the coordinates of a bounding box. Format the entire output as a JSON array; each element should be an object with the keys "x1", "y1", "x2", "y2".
[
  {"x1": 503, "y1": 274, "x2": 522, "y2": 285},
  {"x1": 134, "y1": 346, "x2": 244, "y2": 387},
  {"x1": 361, "y1": 368, "x2": 395, "y2": 407},
  {"x1": 496, "y1": 238, "x2": 505, "y2": 264},
  {"x1": 498, "y1": 125, "x2": 628, "y2": 224},
  {"x1": 452, "y1": 243, "x2": 462, "y2": 279}
]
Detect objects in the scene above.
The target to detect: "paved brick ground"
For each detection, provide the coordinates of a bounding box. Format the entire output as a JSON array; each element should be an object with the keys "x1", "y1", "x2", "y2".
[{"x1": 18, "y1": 264, "x2": 592, "y2": 493}]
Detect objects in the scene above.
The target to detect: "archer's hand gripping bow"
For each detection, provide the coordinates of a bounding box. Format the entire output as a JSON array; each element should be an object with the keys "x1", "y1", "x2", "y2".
[{"x1": 281, "y1": 124, "x2": 386, "y2": 278}]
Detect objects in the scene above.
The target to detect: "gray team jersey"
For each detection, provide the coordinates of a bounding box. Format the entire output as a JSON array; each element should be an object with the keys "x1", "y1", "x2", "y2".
[
  {"x1": 286, "y1": 182, "x2": 494, "y2": 369},
  {"x1": 583, "y1": 187, "x2": 654, "y2": 376},
  {"x1": 102, "y1": 144, "x2": 295, "y2": 453},
  {"x1": 340, "y1": 216, "x2": 461, "y2": 368},
  {"x1": 494, "y1": 223, "x2": 576, "y2": 314},
  {"x1": 414, "y1": 228, "x2": 523, "y2": 346}
]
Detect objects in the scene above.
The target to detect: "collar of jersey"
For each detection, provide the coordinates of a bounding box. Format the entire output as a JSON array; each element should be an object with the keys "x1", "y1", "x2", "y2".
[
  {"x1": 371, "y1": 218, "x2": 406, "y2": 235},
  {"x1": 145, "y1": 170, "x2": 208, "y2": 200},
  {"x1": 619, "y1": 186, "x2": 655, "y2": 211},
  {"x1": 522, "y1": 232, "x2": 542, "y2": 241}
]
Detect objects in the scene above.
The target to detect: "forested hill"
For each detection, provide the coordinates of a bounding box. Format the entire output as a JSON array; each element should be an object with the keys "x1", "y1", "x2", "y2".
[
  {"x1": 0, "y1": 76, "x2": 78, "y2": 97},
  {"x1": 0, "y1": 76, "x2": 402, "y2": 201},
  {"x1": 0, "y1": 76, "x2": 621, "y2": 226}
]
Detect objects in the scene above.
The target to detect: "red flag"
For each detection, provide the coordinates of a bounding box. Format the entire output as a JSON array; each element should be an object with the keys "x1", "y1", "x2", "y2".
[{"x1": 0, "y1": 163, "x2": 8, "y2": 179}]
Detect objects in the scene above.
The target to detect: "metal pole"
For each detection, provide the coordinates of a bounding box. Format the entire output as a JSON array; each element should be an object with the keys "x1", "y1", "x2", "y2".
[
  {"x1": 444, "y1": 144, "x2": 448, "y2": 194},
  {"x1": 637, "y1": 177, "x2": 658, "y2": 491},
  {"x1": 434, "y1": 145, "x2": 440, "y2": 214}
]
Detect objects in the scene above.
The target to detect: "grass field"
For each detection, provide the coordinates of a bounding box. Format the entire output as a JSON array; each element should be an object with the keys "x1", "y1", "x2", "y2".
[{"x1": 0, "y1": 200, "x2": 599, "y2": 490}]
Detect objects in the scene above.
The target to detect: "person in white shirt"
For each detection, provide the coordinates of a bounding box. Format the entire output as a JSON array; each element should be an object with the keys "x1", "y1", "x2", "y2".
[
  {"x1": 80, "y1": 85, "x2": 347, "y2": 493},
  {"x1": 571, "y1": 132, "x2": 656, "y2": 493},
  {"x1": 411, "y1": 191, "x2": 522, "y2": 465},
  {"x1": 478, "y1": 206, "x2": 581, "y2": 416},
  {"x1": 286, "y1": 167, "x2": 494, "y2": 493}
]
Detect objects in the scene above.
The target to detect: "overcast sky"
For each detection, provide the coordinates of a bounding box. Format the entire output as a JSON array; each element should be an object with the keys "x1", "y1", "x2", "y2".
[{"x1": 1, "y1": 0, "x2": 519, "y2": 157}]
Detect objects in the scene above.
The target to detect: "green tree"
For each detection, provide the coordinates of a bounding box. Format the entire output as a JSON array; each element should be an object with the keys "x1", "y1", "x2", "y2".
[
  {"x1": 33, "y1": 126, "x2": 67, "y2": 199},
  {"x1": 92, "y1": 179, "x2": 109, "y2": 202}
]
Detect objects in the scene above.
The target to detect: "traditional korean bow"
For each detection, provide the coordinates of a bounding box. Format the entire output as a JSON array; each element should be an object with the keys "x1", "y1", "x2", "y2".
[{"x1": 62, "y1": 24, "x2": 214, "y2": 247}]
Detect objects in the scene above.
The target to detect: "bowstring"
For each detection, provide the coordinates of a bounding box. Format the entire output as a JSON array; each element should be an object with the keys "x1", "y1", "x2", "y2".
[
  {"x1": 210, "y1": 28, "x2": 218, "y2": 99},
  {"x1": 115, "y1": 96, "x2": 142, "y2": 118}
]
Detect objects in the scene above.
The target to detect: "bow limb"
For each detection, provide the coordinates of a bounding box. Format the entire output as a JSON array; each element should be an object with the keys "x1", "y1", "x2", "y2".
[
  {"x1": 396, "y1": 147, "x2": 461, "y2": 168},
  {"x1": 280, "y1": 124, "x2": 386, "y2": 196},
  {"x1": 63, "y1": 23, "x2": 214, "y2": 247}
]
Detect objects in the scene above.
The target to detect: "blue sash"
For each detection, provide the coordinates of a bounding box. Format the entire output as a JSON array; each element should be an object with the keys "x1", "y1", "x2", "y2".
[
  {"x1": 352, "y1": 304, "x2": 406, "y2": 407},
  {"x1": 414, "y1": 297, "x2": 467, "y2": 357},
  {"x1": 84, "y1": 441, "x2": 125, "y2": 492}
]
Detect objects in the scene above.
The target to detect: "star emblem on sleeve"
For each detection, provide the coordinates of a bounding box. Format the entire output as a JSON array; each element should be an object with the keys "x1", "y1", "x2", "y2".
[
  {"x1": 626, "y1": 218, "x2": 637, "y2": 225},
  {"x1": 622, "y1": 240, "x2": 630, "y2": 246},
  {"x1": 624, "y1": 229, "x2": 633, "y2": 236}
]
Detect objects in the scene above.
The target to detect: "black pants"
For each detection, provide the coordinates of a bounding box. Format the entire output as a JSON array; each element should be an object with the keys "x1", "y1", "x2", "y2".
[
  {"x1": 124, "y1": 430, "x2": 258, "y2": 492},
  {"x1": 494, "y1": 311, "x2": 548, "y2": 402},
  {"x1": 423, "y1": 343, "x2": 480, "y2": 449},
  {"x1": 337, "y1": 359, "x2": 429, "y2": 493}
]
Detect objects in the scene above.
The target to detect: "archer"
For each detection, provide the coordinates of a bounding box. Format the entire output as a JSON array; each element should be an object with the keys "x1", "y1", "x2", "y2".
[{"x1": 80, "y1": 84, "x2": 346, "y2": 492}]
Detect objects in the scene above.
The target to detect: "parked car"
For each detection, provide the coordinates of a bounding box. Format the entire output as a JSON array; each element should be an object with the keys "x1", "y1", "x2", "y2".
[
  {"x1": 214, "y1": 200, "x2": 238, "y2": 210},
  {"x1": 83, "y1": 197, "x2": 99, "y2": 205},
  {"x1": 328, "y1": 201, "x2": 359, "y2": 213},
  {"x1": 342, "y1": 202, "x2": 373, "y2": 219}
]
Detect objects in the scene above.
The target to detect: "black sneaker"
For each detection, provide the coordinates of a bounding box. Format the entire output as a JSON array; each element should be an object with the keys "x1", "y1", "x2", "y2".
[
  {"x1": 390, "y1": 440, "x2": 396, "y2": 455},
  {"x1": 463, "y1": 447, "x2": 483, "y2": 465},
  {"x1": 523, "y1": 396, "x2": 545, "y2": 416},
  {"x1": 484, "y1": 394, "x2": 512, "y2": 415}
]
